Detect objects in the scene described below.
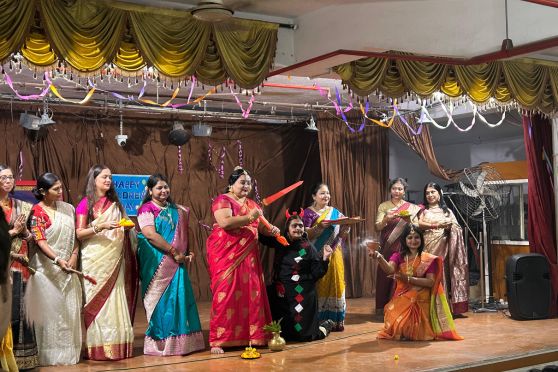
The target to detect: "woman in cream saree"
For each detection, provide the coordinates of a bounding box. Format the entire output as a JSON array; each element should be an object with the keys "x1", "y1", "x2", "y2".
[{"x1": 76, "y1": 165, "x2": 137, "y2": 360}]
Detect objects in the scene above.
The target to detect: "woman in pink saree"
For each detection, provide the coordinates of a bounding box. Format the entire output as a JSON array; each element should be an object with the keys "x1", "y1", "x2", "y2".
[
  {"x1": 206, "y1": 167, "x2": 280, "y2": 354},
  {"x1": 375, "y1": 178, "x2": 421, "y2": 315},
  {"x1": 76, "y1": 165, "x2": 138, "y2": 360}
]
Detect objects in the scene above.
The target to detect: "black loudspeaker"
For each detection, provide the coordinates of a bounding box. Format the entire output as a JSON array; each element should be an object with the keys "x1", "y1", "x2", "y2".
[{"x1": 506, "y1": 253, "x2": 551, "y2": 320}]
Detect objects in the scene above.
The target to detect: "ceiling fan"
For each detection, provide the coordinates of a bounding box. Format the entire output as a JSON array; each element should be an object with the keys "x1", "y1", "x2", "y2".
[{"x1": 190, "y1": 0, "x2": 251, "y2": 22}]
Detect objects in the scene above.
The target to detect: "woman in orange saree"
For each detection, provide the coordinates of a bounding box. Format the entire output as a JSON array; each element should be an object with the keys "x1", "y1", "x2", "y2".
[
  {"x1": 206, "y1": 167, "x2": 280, "y2": 354},
  {"x1": 370, "y1": 223, "x2": 462, "y2": 341},
  {"x1": 374, "y1": 178, "x2": 421, "y2": 315}
]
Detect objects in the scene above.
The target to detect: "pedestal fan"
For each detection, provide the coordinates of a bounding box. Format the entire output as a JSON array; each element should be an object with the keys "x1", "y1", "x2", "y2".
[{"x1": 448, "y1": 166, "x2": 510, "y2": 312}]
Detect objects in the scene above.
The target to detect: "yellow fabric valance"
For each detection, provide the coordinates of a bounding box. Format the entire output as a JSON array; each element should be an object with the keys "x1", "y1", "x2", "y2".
[
  {"x1": 334, "y1": 54, "x2": 558, "y2": 113},
  {"x1": 0, "y1": 0, "x2": 278, "y2": 89}
]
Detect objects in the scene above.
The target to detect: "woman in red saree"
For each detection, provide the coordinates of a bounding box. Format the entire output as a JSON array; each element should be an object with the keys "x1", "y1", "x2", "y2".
[
  {"x1": 206, "y1": 167, "x2": 280, "y2": 354},
  {"x1": 374, "y1": 178, "x2": 420, "y2": 315},
  {"x1": 370, "y1": 223, "x2": 462, "y2": 341},
  {"x1": 76, "y1": 165, "x2": 138, "y2": 360}
]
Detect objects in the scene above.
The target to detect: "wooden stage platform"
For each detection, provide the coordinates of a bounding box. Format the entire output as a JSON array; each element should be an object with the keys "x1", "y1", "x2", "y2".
[{"x1": 40, "y1": 298, "x2": 558, "y2": 371}]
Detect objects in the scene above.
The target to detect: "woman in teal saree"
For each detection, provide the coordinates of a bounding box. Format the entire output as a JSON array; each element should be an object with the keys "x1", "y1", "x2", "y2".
[{"x1": 137, "y1": 174, "x2": 204, "y2": 356}]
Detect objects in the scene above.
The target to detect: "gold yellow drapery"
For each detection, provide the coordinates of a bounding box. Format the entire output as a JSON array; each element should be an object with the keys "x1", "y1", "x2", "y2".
[
  {"x1": 1, "y1": 0, "x2": 278, "y2": 89},
  {"x1": 334, "y1": 55, "x2": 558, "y2": 113}
]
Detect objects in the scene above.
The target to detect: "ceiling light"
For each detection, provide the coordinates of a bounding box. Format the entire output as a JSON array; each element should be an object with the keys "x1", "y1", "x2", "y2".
[
  {"x1": 305, "y1": 116, "x2": 318, "y2": 131},
  {"x1": 191, "y1": 0, "x2": 234, "y2": 22}
]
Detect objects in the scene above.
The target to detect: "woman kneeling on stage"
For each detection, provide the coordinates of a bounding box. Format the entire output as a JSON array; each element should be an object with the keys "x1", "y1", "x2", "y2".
[
  {"x1": 261, "y1": 211, "x2": 335, "y2": 341},
  {"x1": 369, "y1": 224, "x2": 462, "y2": 341}
]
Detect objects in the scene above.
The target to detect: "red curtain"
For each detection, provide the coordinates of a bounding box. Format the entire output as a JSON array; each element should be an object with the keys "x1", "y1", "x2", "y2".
[{"x1": 522, "y1": 114, "x2": 558, "y2": 316}]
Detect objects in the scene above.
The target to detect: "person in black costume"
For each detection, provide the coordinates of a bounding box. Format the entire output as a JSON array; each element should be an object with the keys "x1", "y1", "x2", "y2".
[{"x1": 261, "y1": 212, "x2": 334, "y2": 341}]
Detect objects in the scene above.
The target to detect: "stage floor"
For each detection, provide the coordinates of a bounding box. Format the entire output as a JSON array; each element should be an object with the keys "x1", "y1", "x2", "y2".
[{"x1": 39, "y1": 298, "x2": 558, "y2": 371}]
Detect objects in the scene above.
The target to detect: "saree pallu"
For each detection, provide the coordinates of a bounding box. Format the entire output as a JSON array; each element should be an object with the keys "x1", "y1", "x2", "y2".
[
  {"x1": 0, "y1": 326, "x2": 17, "y2": 372},
  {"x1": 375, "y1": 201, "x2": 420, "y2": 311},
  {"x1": 29, "y1": 202, "x2": 82, "y2": 365},
  {"x1": 81, "y1": 203, "x2": 137, "y2": 360},
  {"x1": 206, "y1": 195, "x2": 271, "y2": 347},
  {"x1": 7, "y1": 198, "x2": 38, "y2": 369},
  {"x1": 303, "y1": 207, "x2": 346, "y2": 328},
  {"x1": 137, "y1": 204, "x2": 204, "y2": 356},
  {"x1": 422, "y1": 208, "x2": 469, "y2": 315},
  {"x1": 378, "y1": 252, "x2": 462, "y2": 341}
]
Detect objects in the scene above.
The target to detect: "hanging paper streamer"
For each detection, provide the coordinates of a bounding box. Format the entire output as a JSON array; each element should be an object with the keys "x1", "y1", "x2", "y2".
[
  {"x1": 17, "y1": 150, "x2": 24, "y2": 180},
  {"x1": 4, "y1": 73, "x2": 51, "y2": 100},
  {"x1": 229, "y1": 87, "x2": 256, "y2": 118},
  {"x1": 333, "y1": 87, "x2": 356, "y2": 132},
  {"x1": 361, "y1": 100, "x2": 398, "y2": 129},
  {"x1": 252, "y1": 178, "x2": 262, "y2": 205},
  {"x1": 237, "y1": 140, "x2": 244, "y2": 168},
  {"x1": 177, "y1": 146, "x2": 184, "y2": 175},
  {"x1": 45, "y1": 74, "x2": 95, "y2": 104},
  {"x1": 392, "y1": 104, "x2": 424, "y2": 135},
  {"x1": 140, "y1": 87, "x2": 180, "y2": 107},
  {"x1": 207, "y1": 142, "x2": 215, "y2": 172},
  {"x1": 218, "y1": 146, "x2": 226, "y2": 179}
]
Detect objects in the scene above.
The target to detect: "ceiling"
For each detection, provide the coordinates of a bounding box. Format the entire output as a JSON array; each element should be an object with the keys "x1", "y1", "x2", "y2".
[{"x1": 1, "y1": 0, "x2": 557, "y2": 135}]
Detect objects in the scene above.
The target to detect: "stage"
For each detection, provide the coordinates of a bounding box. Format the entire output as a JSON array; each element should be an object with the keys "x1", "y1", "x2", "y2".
[{"x1": 39, "y1": 298, "x2": 558, "y2": 371}]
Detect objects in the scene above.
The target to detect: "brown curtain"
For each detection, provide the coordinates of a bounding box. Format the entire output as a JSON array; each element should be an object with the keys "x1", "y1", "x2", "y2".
[
  {"x1": 0, "y1": 111, "x2": 321, "y2": 301},
  {"x1": 391, "y1": 116, "x2": 462, "y2": 180},
  {"x1": 316, "y1": 112, "x2": 389, "y2": 297}
]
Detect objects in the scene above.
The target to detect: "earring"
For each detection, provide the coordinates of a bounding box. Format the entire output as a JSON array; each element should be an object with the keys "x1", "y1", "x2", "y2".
[{"x1": 228, "y1": 185, "x2": 233, "y2": 192}]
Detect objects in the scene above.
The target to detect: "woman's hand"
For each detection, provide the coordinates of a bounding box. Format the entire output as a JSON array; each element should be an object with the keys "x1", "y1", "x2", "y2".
[
  {"x1": 322, "y1": 244, "x2": 333, "y2": 261},
  {"x1": 269, "y1": 225, "x2": 280, "y2": 236},
  {"x1": 12, "y1": 214, "x2": 27, "y2": 234},
  {"x1": 392, "y1": 272, "x2": 410, "y2": 283},
  {"x1": 99, "y1": 221, "x2": 120, "y2": 231},
  {"x1": 248, "y1": 209, "x2": 261, "y2": 223},
  {"x1": 68, "y1": 254, "x2": 78, "y2": 269},
  {"x1": 57, "y1": 258, "x2": 71, "y2": 272},
  {"x1": 318, "y1": 220, "x2": 331, "y2": 229},
  {"x1": 339, "y1": 225, "x2": 350, "y2": 238}
]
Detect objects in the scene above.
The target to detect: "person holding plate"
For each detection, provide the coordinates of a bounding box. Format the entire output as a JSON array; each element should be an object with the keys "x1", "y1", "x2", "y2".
[
  {"x1": 374, "y1": 178, "x2": 421, "y2": 316},
  {"x1": 417, "y1": 182, "x2": 469, "y2": 315},
  {"x1": 303, "y1": 183, "x2": 349, "y2": 332}
]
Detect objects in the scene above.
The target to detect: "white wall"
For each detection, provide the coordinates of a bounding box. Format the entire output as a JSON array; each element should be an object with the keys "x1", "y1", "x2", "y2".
[{"x1": 389, "y1": 124, "x2": 525, "y2": 203}]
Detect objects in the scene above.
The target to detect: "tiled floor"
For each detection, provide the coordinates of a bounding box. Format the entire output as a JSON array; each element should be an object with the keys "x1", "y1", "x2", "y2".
[{"x1": 39, "y1": 298, "x2": 558, "y2": 371}]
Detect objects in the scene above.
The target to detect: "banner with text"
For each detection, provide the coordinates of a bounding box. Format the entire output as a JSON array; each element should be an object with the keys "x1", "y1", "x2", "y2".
[{"x1": 113, "y1": 174, "x2": 149, "y2": 216}]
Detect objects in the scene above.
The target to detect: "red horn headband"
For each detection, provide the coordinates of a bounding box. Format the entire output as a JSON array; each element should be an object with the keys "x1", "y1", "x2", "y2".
[{"x1": 285, "y1": 208, "x2": 305, "y2": 219}]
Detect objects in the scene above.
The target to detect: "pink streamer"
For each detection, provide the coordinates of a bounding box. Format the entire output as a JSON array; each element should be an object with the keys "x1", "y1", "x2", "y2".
[
  {"x1": 218, "y1": 146, "x2": 226, "y2": 179},
  {"x1": 4, "y1": 72, "x2": 50, "y2": 100},
  {"x1": 229, "y1": 86, "x2": 255, "y2": 118}
]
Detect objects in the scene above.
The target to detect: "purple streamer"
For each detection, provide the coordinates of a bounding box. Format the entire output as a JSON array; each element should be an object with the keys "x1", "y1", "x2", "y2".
[
  {"x1": 218, "y1": 146, "x2": 226, "y2": 179},
  {"x1": 187, "y1": 76, "x2": 196, "y2": 104},
  {"x1": 17, "y1": 150, "x2": 23, "y2": 180},
  {"x1": 237, "y1": 140, "x2": 244, "y2": 167},
  {"x1": 393, "y1": 106, "x2": 423, "y2": 135},
  {"x1": 177, "y1": 145, "x2": 184, "y2": 174},
  {"x1": 253, "y1": 178, "x2": 262, "y2": 205}
]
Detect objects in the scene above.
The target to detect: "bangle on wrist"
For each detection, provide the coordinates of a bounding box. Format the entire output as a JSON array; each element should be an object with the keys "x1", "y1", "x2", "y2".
[
  {"x1": 92, "y1": 224, "x2": 101, "y2": 234},
  {"x1": 169, "y1": 247, "x2": 177, "y2": 256},
  {"x1": 407, "y1": 275, "x2": 410, "y2": 283},
  {"x1": 53, "y1": 256, "x2": 61, "y2": 265}
]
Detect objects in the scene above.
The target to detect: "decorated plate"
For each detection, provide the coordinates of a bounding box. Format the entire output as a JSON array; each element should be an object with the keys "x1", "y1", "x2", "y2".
[{"x1": 322, "y1": 217, "x2": 365, "y2": 225}]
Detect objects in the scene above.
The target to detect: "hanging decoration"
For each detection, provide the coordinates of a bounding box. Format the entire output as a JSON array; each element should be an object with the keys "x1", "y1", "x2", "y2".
[
  {"x1": 3, "y1": 72, "x2": 51, "y2": 100},
  {"x1": 45, "y1": 74, "x2": 96, "y2": 104},
  {"x1": 229, "y1": 87, "x2": 256, "y2": 118},
  {"x1": 177, "y1": 146, "x2": 184, "y2": 175},
  {"x1": 236, "y1": 140, "x2": 244, "y2": 168},
  {"x1": 361, "y1": 99, "x2": 398, "y2": 128},
  {"x1": 17, "y1": 149, "x2": 24, "y2": 180},
  {"x1": 252, "y1": 178, "x2": 262, "y2": 205},
  {"x1": 218, "y1": 145, "x2": 226, "y2": 179}
]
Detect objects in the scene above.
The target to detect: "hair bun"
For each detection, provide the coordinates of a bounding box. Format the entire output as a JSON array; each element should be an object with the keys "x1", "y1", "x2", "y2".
[{"x1": 233, "y1": 166, "x2": 244, "y2": 171}]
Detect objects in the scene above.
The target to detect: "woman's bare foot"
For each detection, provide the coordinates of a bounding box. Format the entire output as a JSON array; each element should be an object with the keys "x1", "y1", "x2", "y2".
[{"x1": 210, "y1": 347, "x2": 224, "y2": 354}]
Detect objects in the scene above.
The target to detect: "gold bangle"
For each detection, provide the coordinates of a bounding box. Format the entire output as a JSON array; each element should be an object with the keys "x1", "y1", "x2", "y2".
[{"x1": 407, "y1": 275, "x2": 411, "y2": 284}]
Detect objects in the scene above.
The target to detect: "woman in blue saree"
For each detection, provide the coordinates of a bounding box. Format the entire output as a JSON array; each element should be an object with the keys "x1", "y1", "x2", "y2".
[{"x1": 137, "y1": 174, "x2": 204, "y2": 356}]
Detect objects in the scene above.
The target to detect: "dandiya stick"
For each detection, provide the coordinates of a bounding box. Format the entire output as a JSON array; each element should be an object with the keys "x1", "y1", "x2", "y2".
[
  {"x1": 259, "y1": 215, "x2": 289, "y2": 246},
  {"x1": 262, "y1": 180, "x2": 304, "y2": 206},
  {"x1": 66, "y1": 268, "x2": 97, "y2": 285}
]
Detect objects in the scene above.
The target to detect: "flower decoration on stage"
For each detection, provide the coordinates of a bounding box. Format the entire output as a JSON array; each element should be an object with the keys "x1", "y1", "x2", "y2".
[
  {"x1": 236, "y1": 140, "x2": 244, "y2": 168},
  {"x1": 285, "y1": 208, "x2": 305, "y2": 219}
]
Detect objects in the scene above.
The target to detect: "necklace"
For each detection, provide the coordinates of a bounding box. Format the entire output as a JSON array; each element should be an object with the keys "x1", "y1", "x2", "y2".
[
  {"x1": 405, "y1": 253, "x2": 419, "y2": 276},
  {"x1": 0, "y1": 198, "x2": 10, "y2": 209},
  {"x1": 152, "y1": 199, "x2": 168, "y2": 209}
]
